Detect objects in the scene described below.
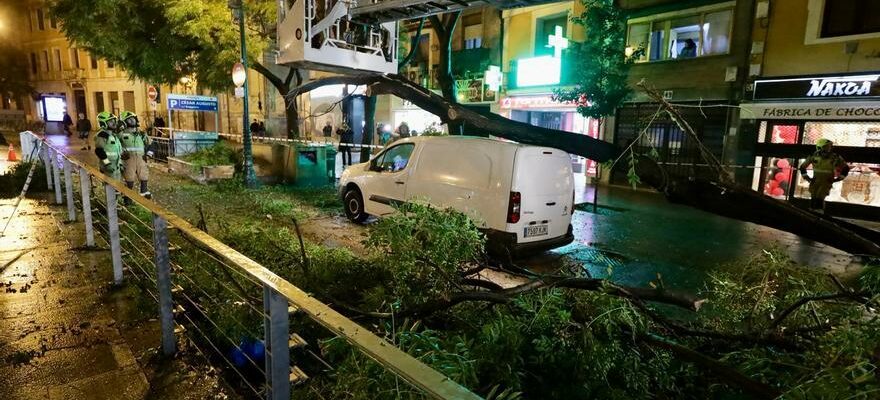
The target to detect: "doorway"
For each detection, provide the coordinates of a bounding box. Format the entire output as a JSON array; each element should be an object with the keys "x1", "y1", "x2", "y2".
[{"x1": 73, "y1": 89, "x2": 87, "y2": 118}]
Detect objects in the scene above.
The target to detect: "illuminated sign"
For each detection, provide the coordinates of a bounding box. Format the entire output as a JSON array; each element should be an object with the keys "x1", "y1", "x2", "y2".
[
  {"x1": 167, "y1": 94, "x2": 218, "y2": 112},
  {"x1": 753, "y1": 73, "x2": 880, "y2": 100},
  {"x1": 515, "y1": 26, "x2": 569, "y2": 88},
  {"x1": 485, "y1": 66, "x2": 502, "y2": 92},
  {"x1": 516, "y1": 56, "x2": 561, "y2": 87},
  {"x1": 500, "y1": 95, "x2": 576, "y2": 109}
]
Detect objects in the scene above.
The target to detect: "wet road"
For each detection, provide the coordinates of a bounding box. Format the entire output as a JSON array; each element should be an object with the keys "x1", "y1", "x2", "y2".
[{"x1": 528, "y1": 185, "x2": 867, "y2": 292}]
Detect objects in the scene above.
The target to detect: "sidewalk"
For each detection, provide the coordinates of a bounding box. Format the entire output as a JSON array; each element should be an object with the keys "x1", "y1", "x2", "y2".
[{"x1": 0, "y1": 196, "x2": 152, "y2": 399}]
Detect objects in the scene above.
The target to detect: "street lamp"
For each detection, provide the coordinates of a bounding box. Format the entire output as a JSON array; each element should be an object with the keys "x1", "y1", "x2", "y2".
[{"x1": 228, "y1": 0, "x2": 257, "y2": 188}]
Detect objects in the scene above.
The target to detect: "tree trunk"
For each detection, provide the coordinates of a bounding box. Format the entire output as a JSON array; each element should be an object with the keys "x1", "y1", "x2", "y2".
[
  {"x1": 252, "y1": 62, "x2": 300, "y2": 138},
  {"x1": 362, "y1": 95, "x2": 377, "y2": 160},
  {"x1": 429, "y1": 12, "x2": 462, "y2": 134},
  {"x1": 290, "y1": 73, "x2": 880, "y2": 257}
]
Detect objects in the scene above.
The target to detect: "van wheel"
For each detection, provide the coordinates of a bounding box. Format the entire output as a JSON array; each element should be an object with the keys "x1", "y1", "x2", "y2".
[{"x1": 344, "y1": 189, "x2": 369, "y2": 223}]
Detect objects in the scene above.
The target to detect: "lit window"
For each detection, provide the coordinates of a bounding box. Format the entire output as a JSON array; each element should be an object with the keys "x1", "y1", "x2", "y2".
[{"x1": 626, "y1": 7, "x2": 733, "y2": 62}]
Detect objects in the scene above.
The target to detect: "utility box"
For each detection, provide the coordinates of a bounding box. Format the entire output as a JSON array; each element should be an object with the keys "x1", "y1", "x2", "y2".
[{"x1": 293, "y1": 144, "x2": 335, "y2": 187}]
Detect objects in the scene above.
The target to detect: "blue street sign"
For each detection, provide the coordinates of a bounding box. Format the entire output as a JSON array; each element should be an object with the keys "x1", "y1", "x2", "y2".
[{"x1": 167, "y1": 94, "x2": 219, "y2": 112}]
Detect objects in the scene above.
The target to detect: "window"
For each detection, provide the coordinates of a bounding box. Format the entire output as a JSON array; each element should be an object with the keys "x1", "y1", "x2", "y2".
[
  {"x1": 71, "y1": 48, "x2": 80, "y2": 69},
  {"x1": 42, "y1": 50, "x2": 49, "y2": 72},
  {"x1": 626, "y1": 4, "x2": 733, "y2": 62},
  {"x1": 94, "y1": 92, "x2": 105, "y2": 114},
  {"x1": 107, "y1": 60, "x2": 114, "y2": 69},
  {"x1": 54, "y1": 49, "x2": 62, "y2": 71},
  {"x1": 464, "y1": 24, "x2": 482, "y2": 50},
  {"x1": 28, "y1": 9, "x2": 33, "y2": 32},
  {"x1": 30, "y1": 53, "x2": 37, "y2": 75},
  {"x1": 535, "y1": 15, "x2": 568, "y2": 56},
  {"x1": 36, "y1": 8, "x2": 45, "y2": 31},
  {"x1": 90, "y1": 55, "x2": 98, "y2": 69},
  {"x1": 821, "y1": 0, "x2": 880, "y2": 38},
  {"x1": 50, "y1": 15, "x2": 57, "y2": 29},
  {"x1": 373, "y1": 144, "x2": 415, "y2": 172}
]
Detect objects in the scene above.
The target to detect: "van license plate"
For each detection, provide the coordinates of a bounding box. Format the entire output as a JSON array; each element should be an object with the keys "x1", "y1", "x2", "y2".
[{"x1": 524, "y1": 225, "x2": 548, "y2": 238}]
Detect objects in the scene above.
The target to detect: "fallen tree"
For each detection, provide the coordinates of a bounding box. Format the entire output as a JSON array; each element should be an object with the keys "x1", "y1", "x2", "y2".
[{"x1": 289, "y1": 73, "x2": 880, "y2": 257}]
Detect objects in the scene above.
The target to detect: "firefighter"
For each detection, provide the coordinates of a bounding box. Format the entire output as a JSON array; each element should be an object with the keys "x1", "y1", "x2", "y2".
[
  {"x1": 94, "y1": 112, "x2": 124, "y2": 181},
  {"x1": 799, "y1": 138, "x2": 850, "y2": 213},
  {"x1": 118, "y1": 111, "x2": 153, "y2": 199}
]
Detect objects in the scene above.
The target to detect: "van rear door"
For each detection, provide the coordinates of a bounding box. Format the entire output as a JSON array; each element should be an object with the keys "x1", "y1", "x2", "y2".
[{"x1": 510, "y1": 147, "x2": 573, "y2": 244}]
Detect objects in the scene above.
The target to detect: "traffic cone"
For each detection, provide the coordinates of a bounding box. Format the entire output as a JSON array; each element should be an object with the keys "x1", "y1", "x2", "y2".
[{"x1": 7, "y1": 144, "x2": 18, "y2": 162}]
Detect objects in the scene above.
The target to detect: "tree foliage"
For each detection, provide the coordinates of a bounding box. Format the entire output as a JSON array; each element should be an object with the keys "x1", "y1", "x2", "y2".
[
  {"x1": 554, "y1": 0, "x2": 639, "y2": 119},
  {"x1": 0, "y1": 42, "x2": 33, "y2": 100},
  {"x1": 49, "y1": 0, "x2": 271, "y2": 91}
]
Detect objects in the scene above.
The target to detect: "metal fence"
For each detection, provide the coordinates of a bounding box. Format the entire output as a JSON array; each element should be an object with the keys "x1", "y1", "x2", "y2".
[{"x1": 32, "y1": 133, "x2": 480, "y2": 400}]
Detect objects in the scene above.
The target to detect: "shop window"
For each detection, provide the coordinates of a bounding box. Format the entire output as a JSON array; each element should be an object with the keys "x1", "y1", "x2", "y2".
[
  {"x1": 821, "y1": 0, "x2": 880, "y2": 38},
  {"x1": 802, "y1": 121, "x2": 880, "y2": 147},
  {"x1": 794, "y1": 159, "x2": 880, "y2": 207},
  {"x1": 761, "y1": 157, "x2": 796, "y2": 198},
  {"x1": 626, "y1": 5, "x2": 733, "y2": 62},
  {"x1": 770, "y1": 124, "x2": 800, "y2": 144},
  {"x1": 535, "y1": 14, "x2": 567, "y2": 56}
]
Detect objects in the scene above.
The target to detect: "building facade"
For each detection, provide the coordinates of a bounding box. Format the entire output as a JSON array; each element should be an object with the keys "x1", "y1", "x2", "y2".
[{"x1": 737, "y1": 0, "x2": 880, "y2": 219}]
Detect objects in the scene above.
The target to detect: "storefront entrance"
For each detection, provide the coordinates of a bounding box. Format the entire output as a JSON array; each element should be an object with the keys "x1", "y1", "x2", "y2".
[{"x1": 742, "y1": 71, "x2": 880, "y2": 220}]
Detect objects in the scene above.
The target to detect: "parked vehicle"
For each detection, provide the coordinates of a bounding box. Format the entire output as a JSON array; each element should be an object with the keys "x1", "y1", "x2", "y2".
[{"x1": 339, "y1": 136, "x2": 575, "y2": 257}]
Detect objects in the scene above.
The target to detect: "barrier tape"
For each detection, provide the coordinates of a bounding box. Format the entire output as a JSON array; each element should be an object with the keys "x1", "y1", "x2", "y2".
[{"x1": 216, "y1": 133, "x2": 386, "y2": 150}]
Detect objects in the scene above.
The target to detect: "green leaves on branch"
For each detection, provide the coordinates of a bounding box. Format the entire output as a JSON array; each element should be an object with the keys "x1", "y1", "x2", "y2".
[
  {"x1": 554, "y1": 0, "x2": 640, "y2": 119},
  {"x1": 49, "y1": 0, "x2": 270, "y2": 91}
]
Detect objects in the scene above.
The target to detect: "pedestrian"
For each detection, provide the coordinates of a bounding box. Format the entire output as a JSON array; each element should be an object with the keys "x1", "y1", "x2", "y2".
[
  {"x1": 62, "y1": 112, "x2": 74, "y2": 137},
  {"x1": 679, "y1": 39, "x2": 697, "y2": 58},
  {"x1": 258, "y1": 121, "x2": 266, "y2": 136},
  {"x1": 798, "y1": 138, "x2": 850, "y2": 213},
  {"x1": 322, "y1": 120, "x2": 333, "y2": 138},
  {"x1": 152, "y1": 115, "x2": 166, "y2": 136},
  {"x1": 250, "y1": 119, "x2": 260, "y2": 137},
  {"x1": 396, "y1": 121, "x2": 410, "y2": 138},
  {"x1": 337, "y1": 122, "x2": 353, "y2": 166},
  {"x1": 76, "y1": 113, "x2": 92, "y2": 150},
  {"x1": 119, "y1": 111, "x2": 154, "y2": 199},
  {"x1": 94, "y1": 112, "x2": 124, "y2": 181}
]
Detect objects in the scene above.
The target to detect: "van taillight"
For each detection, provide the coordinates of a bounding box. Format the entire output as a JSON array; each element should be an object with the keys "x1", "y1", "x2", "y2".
[{"x1": 507, "y1": 191, "x2": 521, "y2": 223}]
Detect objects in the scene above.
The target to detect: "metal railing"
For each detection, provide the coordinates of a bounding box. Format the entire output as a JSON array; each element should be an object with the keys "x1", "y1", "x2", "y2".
[{"x1": 31, "y1": 133, "x2": 480, "y2": 400}]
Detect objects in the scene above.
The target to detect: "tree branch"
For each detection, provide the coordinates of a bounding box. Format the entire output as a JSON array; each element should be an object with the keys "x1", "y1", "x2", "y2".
[
  {"x1": 398, "y1": 18, "x2": 426, "y2": 69},
  {"x1": 252, "y1": 60, "x2": 287, "y2": 92}
]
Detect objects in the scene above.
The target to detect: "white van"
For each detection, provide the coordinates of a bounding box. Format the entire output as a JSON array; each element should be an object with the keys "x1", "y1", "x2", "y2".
[{"x1": 339, "y1": 136, "x2": 575, "y2": 257}]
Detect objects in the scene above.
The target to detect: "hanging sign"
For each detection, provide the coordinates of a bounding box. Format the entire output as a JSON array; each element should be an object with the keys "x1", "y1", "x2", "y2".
[{"x1": 167, "y1": 94, "x2": 219, "y2": 112}]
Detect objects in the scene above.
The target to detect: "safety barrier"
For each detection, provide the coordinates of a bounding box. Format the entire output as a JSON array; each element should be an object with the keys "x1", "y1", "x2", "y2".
[{"x1": 29, "y1": 133, "x2": 480, "y2": 400}]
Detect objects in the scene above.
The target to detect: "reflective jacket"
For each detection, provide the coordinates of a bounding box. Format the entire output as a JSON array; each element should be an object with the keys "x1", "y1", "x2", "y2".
[
  {"x1": 95, "y1": 129, "x2": 123, "y2": 170},
  {"x1": 119, "y1": 129, "x2": 150, "y2": 155}
]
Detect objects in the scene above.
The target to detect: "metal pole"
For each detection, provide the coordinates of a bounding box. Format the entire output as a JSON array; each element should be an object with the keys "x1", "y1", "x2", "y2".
[
  {"x1": 51, "y1": 149, "x2": 62, "y2": 205},
  {"x1": 105, "y1": 184, "x2": 123, "y2": 284},
  {"x1": 42, "y1": 145, "x2": 53, "y2": 189},
  {"x1": 263, "y1": 285, "x2": 290, "y2": 400},
  {"x1": 592, "y1": 163, "x2": 600, "y2": 213},
  {"x1": 236, "y1": 3, "x2": 257, "y2": 188},
  {"x1": 152, "y1": 213, "x2": 176, "y2": 356},
  {"x1": 79, "y1": 167, "x2": 95, "y2": 247},
  {"x1": 63, "y1": 158, "x2": 76, "y2": 222}
]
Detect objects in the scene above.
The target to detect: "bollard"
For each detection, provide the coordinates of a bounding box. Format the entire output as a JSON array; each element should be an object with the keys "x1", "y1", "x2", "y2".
[
  {"x1": 63, "y1": 158, "x2": 76, "y2": 222},
  {"x1": 42, "y1": 145, "x2": 53, "y2": 189},
  {"x1": 79, "y1": 167, "x2": 95, "y2": 247},
  {"x1": 263, "y1": 285, "x2": 291, "y2": 400},
  {"x1": 51, "y1": 149, "x2": 62, "y2": 205},
  {"x1": 105, "y1": 184, "x2": 123, "y2": 284},
  {"x1": 152, "y1": 214, "x2": 176, "y2": 356}
]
